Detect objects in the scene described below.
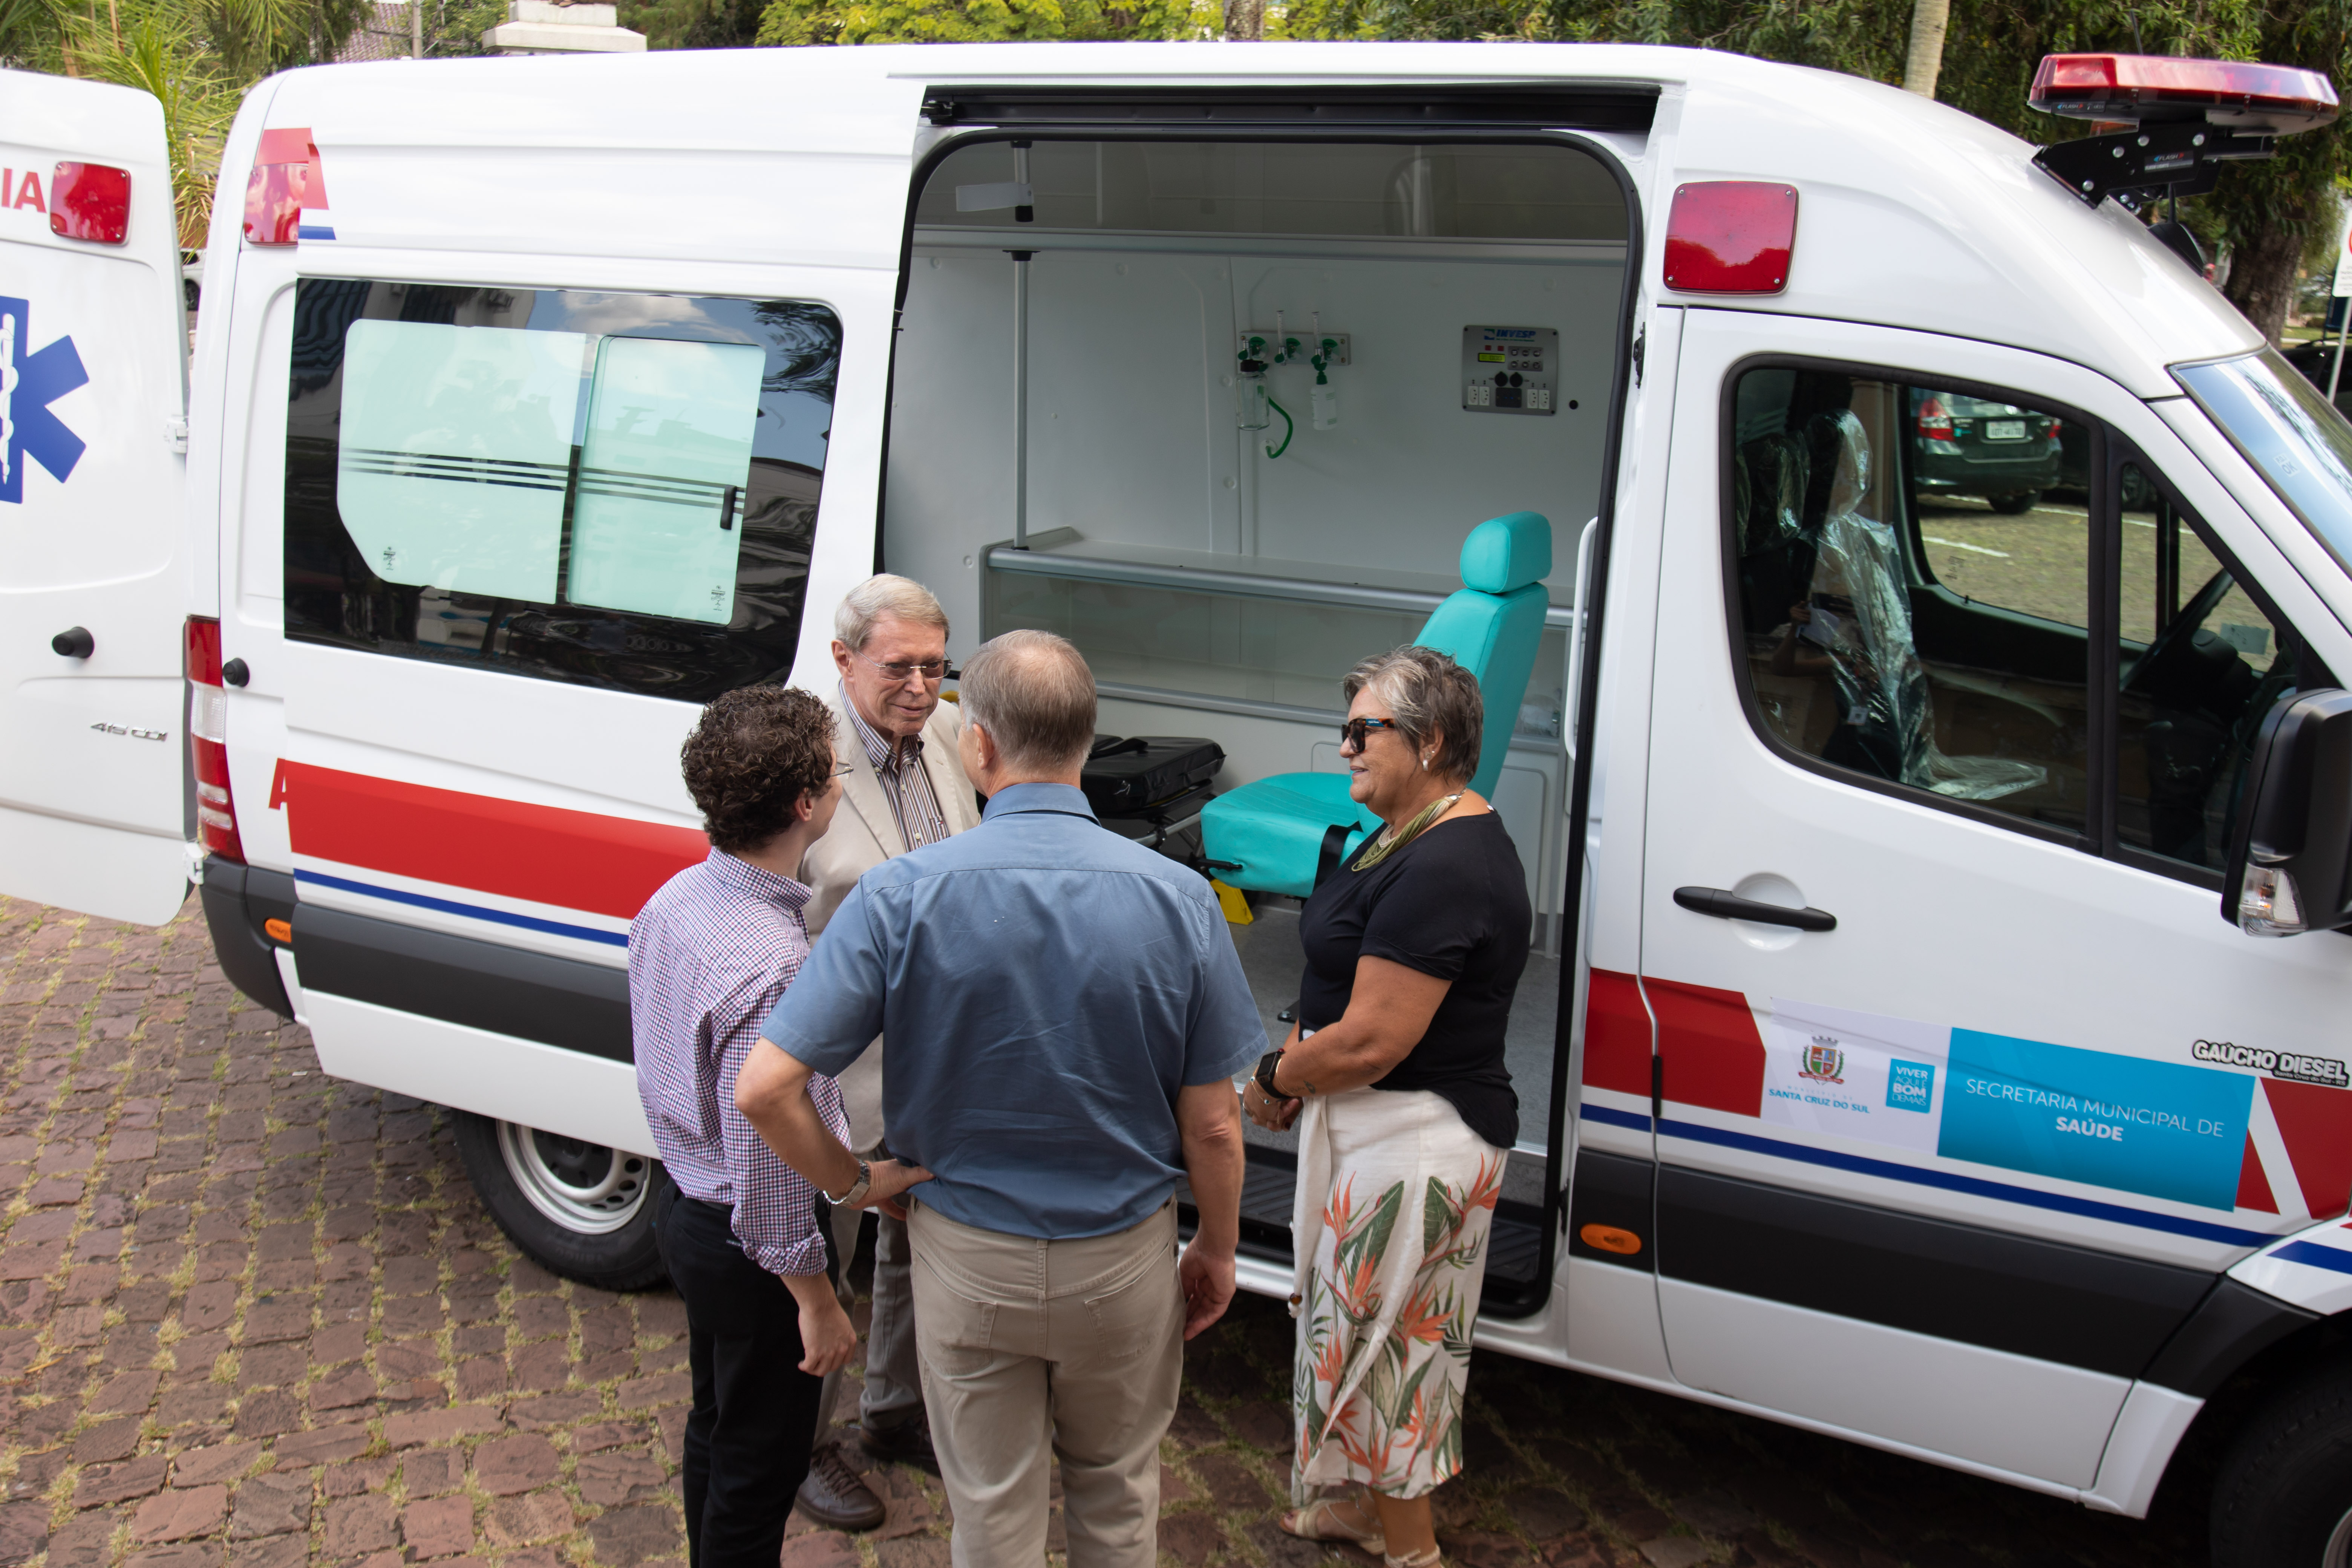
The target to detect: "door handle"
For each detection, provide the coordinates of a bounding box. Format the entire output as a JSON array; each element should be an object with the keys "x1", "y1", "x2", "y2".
[
  {"x1": 51, "y1": 627, "x2": 93, "y2": 659},
  {"x1": 1673, "y1": 886, "x2": 1836, "y2": 932}
]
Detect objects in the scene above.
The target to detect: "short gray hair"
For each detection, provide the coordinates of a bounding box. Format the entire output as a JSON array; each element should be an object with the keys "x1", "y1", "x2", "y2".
[
  {"x1": 1342, "y1": 646, "x2": 1483, "y2": 784},
  {"x1": 959, "y1": 630, "x2": 1096, "y2": 774},
  {"x1": 834, "y1": 574, "x2": 949, "y2": 652}
]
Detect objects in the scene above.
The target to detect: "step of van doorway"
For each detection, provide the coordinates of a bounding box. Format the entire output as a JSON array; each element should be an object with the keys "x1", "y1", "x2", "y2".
[{"x1": 1176, "y1": 1146, "x2": 1551, "y2": 1319}]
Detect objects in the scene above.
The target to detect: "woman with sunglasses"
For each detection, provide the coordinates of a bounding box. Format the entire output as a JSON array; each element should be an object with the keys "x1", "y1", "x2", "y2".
[{"x1": 1245, "y1": 646, "x2": 1530, "y2": 1568}]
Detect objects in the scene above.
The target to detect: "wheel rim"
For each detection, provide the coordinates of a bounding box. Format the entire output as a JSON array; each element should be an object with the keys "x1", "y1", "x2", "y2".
[
  {"x1": 495, "y1": 1121, "x2": 650, "y2": 1236},
  {"x1": 2325, "y1": 1505, "x2": 2352, "y2": 1568}
]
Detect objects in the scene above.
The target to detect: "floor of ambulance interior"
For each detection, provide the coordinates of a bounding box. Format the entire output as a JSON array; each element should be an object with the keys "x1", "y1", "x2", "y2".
[{"x1": 1186, "y1": 902, "x2": 1559, "y2": 1285}]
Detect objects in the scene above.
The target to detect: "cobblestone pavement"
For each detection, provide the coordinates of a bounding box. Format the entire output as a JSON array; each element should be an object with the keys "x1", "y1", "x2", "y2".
[{"x1": 0, "y1": 894, "x2": 2221, "y2": 1568}]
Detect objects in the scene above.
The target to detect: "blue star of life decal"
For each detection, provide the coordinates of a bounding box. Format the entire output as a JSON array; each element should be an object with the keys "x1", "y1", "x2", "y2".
[{"x1": 0, "y1": 296, "x2": 89, "y2": 505}]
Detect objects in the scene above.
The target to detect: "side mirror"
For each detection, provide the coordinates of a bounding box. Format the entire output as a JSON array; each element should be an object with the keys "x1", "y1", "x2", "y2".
[{"x1": 2223, "y1": 688, "x2": 2352, "y2": 936}]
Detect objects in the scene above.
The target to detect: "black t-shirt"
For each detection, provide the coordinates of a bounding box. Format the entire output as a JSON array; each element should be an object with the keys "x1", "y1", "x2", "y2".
[{"x1": 1295, "y1": 810, "x2": 1530, "y2": 1149}]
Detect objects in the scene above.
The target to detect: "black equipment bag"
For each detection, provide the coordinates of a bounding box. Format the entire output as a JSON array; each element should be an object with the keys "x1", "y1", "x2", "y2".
[{"x1": 1082, "y1": 735, "x2": 1224, "y2": 816}]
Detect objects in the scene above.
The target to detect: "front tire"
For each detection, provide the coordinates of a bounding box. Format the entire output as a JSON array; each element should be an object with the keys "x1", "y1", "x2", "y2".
[
  {"x1": 1987, "y1": 490, "x2": 2040, "y2": 514},
  {"x1": 453, "y1": 1111, "x2": 668, "y2": 1291},
  {"x1": 2211, "y1": 1356, "x2": 2352, "y2": 1567}
]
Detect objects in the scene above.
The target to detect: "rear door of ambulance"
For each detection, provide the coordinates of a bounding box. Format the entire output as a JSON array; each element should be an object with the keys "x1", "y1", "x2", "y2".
[
  {"x1": 1635, "y1": 298, "x2": 2352, "y2": 1490},
  {"x1": 207, "y1": 60, "x2": 926, "y2": 1159},
  {"x1": 0, "y1": 73, "x2": 191, "y2": 929}
]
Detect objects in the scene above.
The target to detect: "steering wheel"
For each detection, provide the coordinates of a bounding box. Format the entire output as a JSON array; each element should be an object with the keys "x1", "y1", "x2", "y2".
[{"x1": 2122, "y1": 567, "x2": 2237, "y2": 692}]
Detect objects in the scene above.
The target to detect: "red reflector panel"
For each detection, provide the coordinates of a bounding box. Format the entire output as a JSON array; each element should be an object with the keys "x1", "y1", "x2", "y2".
[
  {"x1": 185, "y1": 617, "x2": 244, "y2": 864},
  {"x1": 1663, "y1": 182, "x2": 1797, "y2": 295},
  {"x1": 50, "y1": 162, "x2": 129, "y2": 244},
  {"x1": 243, "y1": 162, "x2": 303, "y2": 247},
  {"x1": 242, "y1": 127, "x2": 325, "y2": 248},
  {"x1": 2030, "y1": 53, "x2": 2338, "y2": 131}
]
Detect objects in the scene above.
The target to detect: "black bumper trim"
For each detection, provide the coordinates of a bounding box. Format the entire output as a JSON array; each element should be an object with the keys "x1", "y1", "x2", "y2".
[
  {"x1": 1657, "y1": 1163, "x2": 2216, "y2": 1380},
  {"x1": 293, "y1": 902, "x2": 631, "y2": 1064},
  {"x1": 2142, "y1": 1276, "x2": 2317, "y2": 1397},
  {"x1": 198, "y1": 857, "x2": 294, "y2": 1019}
]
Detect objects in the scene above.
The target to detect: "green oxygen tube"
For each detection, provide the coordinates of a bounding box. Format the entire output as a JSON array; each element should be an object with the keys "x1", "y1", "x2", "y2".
[{"x1": 1264, "y1": 396, "x2": 1294, "y2": 459}]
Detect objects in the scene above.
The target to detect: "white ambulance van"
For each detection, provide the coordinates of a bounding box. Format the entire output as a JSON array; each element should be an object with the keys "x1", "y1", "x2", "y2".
[{"x1": 11, "y1": 40, "x2": 2352, "y2": 1561}]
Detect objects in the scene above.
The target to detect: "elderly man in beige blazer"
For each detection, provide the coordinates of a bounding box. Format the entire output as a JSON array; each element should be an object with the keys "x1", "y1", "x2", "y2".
[{"x1": 798, "y1": 574, "x2": 982, "y2": 1496}]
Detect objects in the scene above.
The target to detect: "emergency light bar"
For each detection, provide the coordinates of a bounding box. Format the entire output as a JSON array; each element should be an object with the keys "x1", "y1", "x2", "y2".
[
  {"x1": 2030, "y1": 54, "x2": 2337, "y2": 132},
  {"x1": 2029, "y1": 53, "x2": 2338, "y2": 211}
]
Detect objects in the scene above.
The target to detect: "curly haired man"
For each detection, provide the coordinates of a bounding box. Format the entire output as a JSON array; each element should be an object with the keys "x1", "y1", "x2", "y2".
[{"x1": 628, "y1": 685, "x2": 927, "y2": 1568}]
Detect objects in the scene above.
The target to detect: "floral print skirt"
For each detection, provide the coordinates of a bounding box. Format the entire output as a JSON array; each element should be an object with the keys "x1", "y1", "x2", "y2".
[{"x1": 1288, "y1": 1085, "x2": 1506, "y2": 1502}]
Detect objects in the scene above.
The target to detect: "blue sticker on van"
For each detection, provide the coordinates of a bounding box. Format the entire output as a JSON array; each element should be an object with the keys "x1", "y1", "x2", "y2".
[
  {"x1": 1886, "y1": 1059, "x2": 1935, "y2": 1112},
  {"x1": 1937, "y1": 1029, "x2": 2254, "y2": 1210},
  {"x1": 0, "y1": 297, "x2": 89, "y2": 504}
]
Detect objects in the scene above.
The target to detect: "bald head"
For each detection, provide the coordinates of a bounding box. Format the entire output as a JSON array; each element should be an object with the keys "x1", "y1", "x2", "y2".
[{"x1": 958, "y1": 630, "x2": 1097, "y2": 779}]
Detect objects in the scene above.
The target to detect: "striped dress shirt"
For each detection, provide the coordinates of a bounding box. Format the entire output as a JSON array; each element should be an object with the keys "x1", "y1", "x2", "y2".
[
  {"x1": 628, "y1": 848, "x2": 847, "y2": 1277},
  {"x1": 842, "y1": 681, "x2": 952, "y2": 853}
]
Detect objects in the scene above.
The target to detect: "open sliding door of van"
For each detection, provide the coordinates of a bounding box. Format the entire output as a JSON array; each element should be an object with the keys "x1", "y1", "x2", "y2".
[
  {"x1": 884, "y1": 86, "x2": 1651, "y2": 1324},
  {"x1": 0, "y1": 73, "x2": 191, "y2": 927}
]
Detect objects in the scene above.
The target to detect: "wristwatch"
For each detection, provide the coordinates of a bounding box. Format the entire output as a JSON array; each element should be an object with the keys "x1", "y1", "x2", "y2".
[
  {"x1": 822, "y1": 1159, "x2": 872, "y2": 1208},
  {"x1": 1254, "y1": 1049, "x2": 1288, "y2": 1099}
]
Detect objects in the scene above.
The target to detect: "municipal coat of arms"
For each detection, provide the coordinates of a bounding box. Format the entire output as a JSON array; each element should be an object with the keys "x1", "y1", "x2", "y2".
[{"x1": 1799, "y1": 1037, "x2": 1845, "y2": 1084}]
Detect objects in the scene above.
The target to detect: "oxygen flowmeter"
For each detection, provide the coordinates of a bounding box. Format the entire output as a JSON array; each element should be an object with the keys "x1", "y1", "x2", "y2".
[{"x1": 1236, "y1": 316, "x2": 1351, "y2": 455}]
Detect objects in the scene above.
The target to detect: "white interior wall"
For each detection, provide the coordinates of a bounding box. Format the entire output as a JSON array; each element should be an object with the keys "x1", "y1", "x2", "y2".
[
  {"x1": 885, "y1": 243, "x2": 1622, "y2": 602},
  {"x1": 884, "y1": 237, "x2": 1623, "y2": 924}
]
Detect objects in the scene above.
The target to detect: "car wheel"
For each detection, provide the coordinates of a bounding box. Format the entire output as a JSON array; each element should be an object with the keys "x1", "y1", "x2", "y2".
[
  {"x1": 1988, "y1": 490, "x2": 2040, "y2": 514},
  {"x1": 2211, "y1": 1354, "x2": 2352, "y2": 1567},
  {"x1": 453, "y1": 1110, "x2": 668, "y2": 1291}
]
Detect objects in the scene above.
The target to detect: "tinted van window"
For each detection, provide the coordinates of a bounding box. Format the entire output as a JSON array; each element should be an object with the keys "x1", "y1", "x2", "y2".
[
  {"x1": 286, "y1": 282, "x2": 837, "y2": 701},
  {"x1": 1729, "y1": 366, "x2": 2092, "y2": 835}
]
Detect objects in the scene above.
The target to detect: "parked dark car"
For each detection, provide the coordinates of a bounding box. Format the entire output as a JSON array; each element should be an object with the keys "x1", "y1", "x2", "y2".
[
  {"x1": 1908, "y1": 386, "x2": 2063, "y2": 513},
  {"x1": 2280, "y1": 340, "x2": 2352, "y2": 421}
]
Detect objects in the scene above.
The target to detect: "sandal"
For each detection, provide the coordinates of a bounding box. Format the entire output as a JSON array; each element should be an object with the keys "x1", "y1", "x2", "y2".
[
  {"x1": 1280, "y1": 1491, "x2": 1386, "y2": 1554},
  {"x1": 1384, "y1": 1550, "x2": 1442, "y2": 1568}
]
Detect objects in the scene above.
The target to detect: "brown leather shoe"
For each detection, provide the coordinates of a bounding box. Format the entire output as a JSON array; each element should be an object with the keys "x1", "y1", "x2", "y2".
[{"x1": 795, "y1": 1442, "x2": 885, "y2": 1532}]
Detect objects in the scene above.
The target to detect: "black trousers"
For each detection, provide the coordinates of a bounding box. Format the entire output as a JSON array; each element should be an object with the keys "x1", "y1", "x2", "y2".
[{"x1": 655, "y1": 1179, "x2": 830, "y2": 1568}]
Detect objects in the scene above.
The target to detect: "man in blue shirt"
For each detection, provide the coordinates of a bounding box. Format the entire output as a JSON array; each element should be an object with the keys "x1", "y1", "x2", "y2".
[{"x1": 738, "y1": 629, "x2": 1257, "y2": 1568}]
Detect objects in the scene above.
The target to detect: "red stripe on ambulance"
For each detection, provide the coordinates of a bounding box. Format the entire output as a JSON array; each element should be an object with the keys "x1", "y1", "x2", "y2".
[{"x1": 275, "y1": 761, "x2": 706, "y2": 922}]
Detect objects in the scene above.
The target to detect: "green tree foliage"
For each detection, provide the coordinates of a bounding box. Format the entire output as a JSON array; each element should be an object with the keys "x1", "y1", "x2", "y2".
[{"x1": 752, "y1": 0, "x2": 1208, "y2": 47}]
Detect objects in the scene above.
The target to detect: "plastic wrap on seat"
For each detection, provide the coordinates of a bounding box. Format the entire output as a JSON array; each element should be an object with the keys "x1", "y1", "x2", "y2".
[{"x1": 1798, "y1": 410, "x2": 2045, "y2": 802}]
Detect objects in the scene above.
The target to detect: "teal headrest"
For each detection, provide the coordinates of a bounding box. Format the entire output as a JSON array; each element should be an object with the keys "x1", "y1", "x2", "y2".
[{"x1": 1459, "y1": 511, "x2": 1552, "y2": 594}]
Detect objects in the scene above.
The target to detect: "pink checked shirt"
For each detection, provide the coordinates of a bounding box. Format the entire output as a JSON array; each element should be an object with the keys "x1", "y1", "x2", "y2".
[{"x1": 629, "y1": 848, "x2": 848, "y2": 1277}]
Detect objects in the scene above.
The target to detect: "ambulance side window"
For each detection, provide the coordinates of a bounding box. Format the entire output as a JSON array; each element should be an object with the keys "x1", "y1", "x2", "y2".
[
  {"x1": 2116, "y1": 464, "x2": 2325, "y2": 876},
  {"x1": 285, "y1": 282, "x2": 837, "y2": 701},
  {"x1": 1729, "y1": 366, "x2": 2092, "y2": 837}
]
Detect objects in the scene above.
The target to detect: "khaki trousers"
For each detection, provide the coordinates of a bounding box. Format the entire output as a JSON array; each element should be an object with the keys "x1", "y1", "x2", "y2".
[{"x1": 908, "y1": 1200, "x2": 1182, "y2": 1568}]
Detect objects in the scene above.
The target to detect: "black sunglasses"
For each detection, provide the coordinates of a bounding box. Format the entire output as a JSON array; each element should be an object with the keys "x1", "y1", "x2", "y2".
[{"x1": 1339, "y1": 717, "x2": 1403, "y2": 750}]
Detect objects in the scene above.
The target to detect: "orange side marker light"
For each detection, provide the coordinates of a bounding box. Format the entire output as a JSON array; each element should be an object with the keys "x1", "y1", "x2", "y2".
[{"x1": 1579, "y1": 1223, "x2": 1643, "y2": 1256}]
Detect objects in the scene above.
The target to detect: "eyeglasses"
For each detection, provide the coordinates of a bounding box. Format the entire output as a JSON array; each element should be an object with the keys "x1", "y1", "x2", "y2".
[
  {"x1": 853, "y1": 649, "x2": 950, "y2": 684},
  {"x1": 1338, "y1": 717, "x2": 1403, "y2": 750},
  {"x1": 831, "y1": 760, "x2": 855, "y2": 777}
]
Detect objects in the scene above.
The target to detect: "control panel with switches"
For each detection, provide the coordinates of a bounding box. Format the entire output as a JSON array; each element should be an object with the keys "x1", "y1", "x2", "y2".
[{"x1": 1462, "y1": 325, "x2": 1559, "y2": 415}]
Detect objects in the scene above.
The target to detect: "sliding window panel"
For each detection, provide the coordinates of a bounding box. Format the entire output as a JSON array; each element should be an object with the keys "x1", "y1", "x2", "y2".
[
  {"x1": 568, "y1": 337, "x2": 767, "y2": 625},
  {"x1": 334, "y1": 320, "x2": 585, "y2": 604}
]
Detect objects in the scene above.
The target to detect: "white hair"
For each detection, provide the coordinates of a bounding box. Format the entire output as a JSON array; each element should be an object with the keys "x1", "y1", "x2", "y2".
[{"x1": 833, "y1": 574, "x2": 949, "y2": 652}]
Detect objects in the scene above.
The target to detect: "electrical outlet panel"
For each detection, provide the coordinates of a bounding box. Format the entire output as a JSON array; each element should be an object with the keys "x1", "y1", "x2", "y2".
[
  {"x1": 1462, "y1": 325, "x2": 1558, "y2": 415},
  {"x1": 1237, "y1": 331, "x2": 1351, "y2": 367}
]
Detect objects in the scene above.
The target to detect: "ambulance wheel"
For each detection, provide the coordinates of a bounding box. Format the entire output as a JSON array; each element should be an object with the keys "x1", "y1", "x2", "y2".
[
  {"x1": 1988, "y1": 490, "x2": 2040, "y2": 514},
  {"x1": 2209, "y1": 1354, "x2": 2352, "y2": 1567},
  {"x1": 453, "y1": 1111, "x2": 669, "y2": 1291}
]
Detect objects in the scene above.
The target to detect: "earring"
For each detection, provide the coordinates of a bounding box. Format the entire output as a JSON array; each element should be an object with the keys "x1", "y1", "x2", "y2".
[{"x1": 1421, "y1": 754, "x2": 1430, "y2": 770}]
